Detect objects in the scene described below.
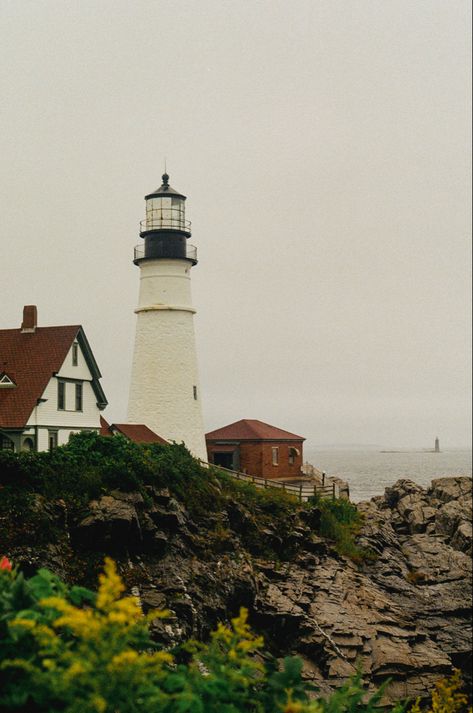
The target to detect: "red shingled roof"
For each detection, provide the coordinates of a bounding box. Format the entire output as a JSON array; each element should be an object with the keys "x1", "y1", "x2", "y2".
[
  {"x1": 100, "y1": 417, "x2": 167, "y2": 444},
  {"x1": 206, "y1": 419, "x2": 305, "y2": 442},
  {"x1": 0, "y1": 326, "x2": 80, "y2": 428}
]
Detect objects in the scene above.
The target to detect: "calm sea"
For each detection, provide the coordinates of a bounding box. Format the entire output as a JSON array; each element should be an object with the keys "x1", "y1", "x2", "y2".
[{"x1": 304, "y1": 448, "x2": 472, "y2": 502}]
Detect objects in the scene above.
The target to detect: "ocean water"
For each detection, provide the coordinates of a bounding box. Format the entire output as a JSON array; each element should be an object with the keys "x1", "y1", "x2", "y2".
[{"x1": 304, "y1": 448, "x2": 472, "y2": 502}]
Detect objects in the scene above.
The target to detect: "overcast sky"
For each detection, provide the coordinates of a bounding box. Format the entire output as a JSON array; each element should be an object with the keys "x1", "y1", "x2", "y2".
[{"x1": 1, "y1": 0, "x2": 471, "y2": 449}]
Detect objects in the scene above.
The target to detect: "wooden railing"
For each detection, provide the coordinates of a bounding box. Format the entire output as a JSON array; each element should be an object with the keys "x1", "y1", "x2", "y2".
[{"x1": 206, "y1": 463, "x2": 338, "y2": 502}]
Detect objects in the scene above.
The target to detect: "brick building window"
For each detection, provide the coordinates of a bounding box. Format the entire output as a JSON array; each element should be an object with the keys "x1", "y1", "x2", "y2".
[
  {"x1": 272, "y1": 447, "x2": 279, "y2": 466},
  {"x1": 288, "y1": 447, "x2": 299, "y2": 465}
]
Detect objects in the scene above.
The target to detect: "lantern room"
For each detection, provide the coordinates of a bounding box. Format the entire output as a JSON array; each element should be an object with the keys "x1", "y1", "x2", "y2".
[
  {"x1": 141, "y1": 172, "x2": 191, "y2": 236},
  {"x1": 135, "y1": 173, "x2": 196, "y2": 265}
]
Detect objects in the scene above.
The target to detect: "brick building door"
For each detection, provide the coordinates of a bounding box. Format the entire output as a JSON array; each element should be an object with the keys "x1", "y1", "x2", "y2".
[{"x1": 212, "y1": 451, "x2": 235, "y2": 469}]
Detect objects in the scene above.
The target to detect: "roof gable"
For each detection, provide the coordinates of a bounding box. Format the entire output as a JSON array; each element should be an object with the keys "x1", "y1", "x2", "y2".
[
  {"x1": 100, "y1": 417, "x2": 167, "y2": 444},
  {"x1": 0, "y1": 325, "x2": 107, "y2": 428},
  {"x1": 112, "y1": 424, "x2": 168, "y2": 444},
  {"x1": 205, "y1": 419, "x2": 305, "y2": 442}
]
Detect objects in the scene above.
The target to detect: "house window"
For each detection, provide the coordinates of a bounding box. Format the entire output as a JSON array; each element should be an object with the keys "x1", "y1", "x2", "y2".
[
  {"x1": 0, "y1": 373, "x2": 16, "y2": 388},
  {"x1": 58, "y1": 381, "x2": 65, "y2": 410},
  {"x1": 75, "y1": 383, "x2": 83, "y2": 411},
  {"x1": 1, "y1": 436, "x2": 14, "y2": 451},
  {"x1": 48, "y1": 431, "x2": 58, "y2": 452},
  {"x1": 193, "y1": 385, "x2": 198, "y2": 400},
  {"x1": 72, "y1": 343, "x2": 79, "y2": 366},
  {"x1": 272, "y1": 447, "x2": 279, "y2": 466}
]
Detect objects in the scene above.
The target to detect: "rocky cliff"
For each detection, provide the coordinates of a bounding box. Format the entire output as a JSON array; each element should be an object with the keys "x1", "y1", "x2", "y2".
[{"x1": 1, "y1": 460, "x2": 471, "y2": 705}]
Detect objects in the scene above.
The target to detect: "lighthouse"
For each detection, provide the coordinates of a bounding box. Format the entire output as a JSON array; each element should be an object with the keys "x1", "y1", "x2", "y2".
[{"x1": 127, "y1": 173, "x2": 207, "y2": 460}]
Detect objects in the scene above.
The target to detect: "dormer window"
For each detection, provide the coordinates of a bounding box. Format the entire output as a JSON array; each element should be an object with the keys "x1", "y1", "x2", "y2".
[
  {"x1": 0, "y1": 373, "x2": 16, "y2": 388},
  {"x1": 72, "y1": 343, "x2": 79, "y2": 366}
]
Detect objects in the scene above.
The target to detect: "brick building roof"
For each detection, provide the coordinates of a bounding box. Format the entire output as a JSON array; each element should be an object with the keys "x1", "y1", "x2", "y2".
[
  {"x1": 0, "y1": 325, "x2": 81, "y2": 428},
  {"x1": 100, "y1": 417, "x2": 167, "y2": 444},
  {"x1": 205, "y1": 419, "x2": 305, "y2": 442}
]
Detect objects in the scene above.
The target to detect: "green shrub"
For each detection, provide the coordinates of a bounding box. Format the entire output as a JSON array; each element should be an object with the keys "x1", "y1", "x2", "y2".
[{"x1": 308, "y1": 496, "x2": 374, "y2": 563}]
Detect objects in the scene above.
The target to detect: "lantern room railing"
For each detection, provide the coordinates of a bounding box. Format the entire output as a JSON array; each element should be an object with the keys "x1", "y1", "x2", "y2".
[
  {"x1": 140, "y1": 208, "x2": 191, "y2": 234},
  {"x1": 133, "y1": 243, "x2": 197, "y2": 263}
]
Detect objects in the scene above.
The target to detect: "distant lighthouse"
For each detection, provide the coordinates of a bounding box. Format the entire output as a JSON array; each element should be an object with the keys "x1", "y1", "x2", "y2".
[
  {"x1": 127, "y1": 173, "x2": 207, "y2": 460},
  {"x1": 434, "y1": 437, "x2": 440, "y2": 453}
]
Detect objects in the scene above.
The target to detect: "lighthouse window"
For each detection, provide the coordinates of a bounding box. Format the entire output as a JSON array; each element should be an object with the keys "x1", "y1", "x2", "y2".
[{"x1": 193, "y1": 385, "x2": 198, "y2": 400}]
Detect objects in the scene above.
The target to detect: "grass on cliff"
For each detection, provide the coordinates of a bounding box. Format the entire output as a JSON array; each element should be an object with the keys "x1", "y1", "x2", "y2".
[
  {"x1": 0, "y1": 433, "x2": 297, "y2": 553},
  {"x1": 0, "y1": 432, "x2": 368, "y2": 562},
  {"x1": 308, "y1": 495, "x2": 374, "y2": 563}
]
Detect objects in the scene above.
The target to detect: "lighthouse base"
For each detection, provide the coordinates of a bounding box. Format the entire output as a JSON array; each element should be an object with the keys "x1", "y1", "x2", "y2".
[{"x1": 127, "y1": 306, "x2": 207, "y2": 462}]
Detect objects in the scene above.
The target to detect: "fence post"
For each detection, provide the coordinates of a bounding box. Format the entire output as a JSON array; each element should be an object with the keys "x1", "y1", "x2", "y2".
[
  {"x1": 264, "y1": 478, "x2": 267, "y2": 488},
  {"x1": 299, "y1": 483, "x2": 302, "y2": 502},
  {"x1": 313, "y1": 485, "x2": 316, "y2": 499},
  {"x1": 322, "y1": 471, "x2": 326, "y2": 486},
  {"x1": 332, "y1": 482, "x2": 336, "y2": 500}
]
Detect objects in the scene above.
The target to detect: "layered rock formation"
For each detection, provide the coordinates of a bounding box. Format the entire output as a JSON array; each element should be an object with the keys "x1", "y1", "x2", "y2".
[{"x1": 3, "y1": 476, "x2": 471, "y2": 704}]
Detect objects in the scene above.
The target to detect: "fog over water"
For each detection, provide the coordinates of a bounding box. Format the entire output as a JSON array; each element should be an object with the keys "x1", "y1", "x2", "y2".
[
  {"x1": 305, "y1": 447, "x2": 472, "y2": 502},
  {"x1": 1, "y1": 1, "x2": 471, "y2": 450}
]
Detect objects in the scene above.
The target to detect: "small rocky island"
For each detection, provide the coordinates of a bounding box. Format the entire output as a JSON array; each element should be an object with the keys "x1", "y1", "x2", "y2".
[{"x1": 1, "y1": 439, "x2": 471, "y2": 705}]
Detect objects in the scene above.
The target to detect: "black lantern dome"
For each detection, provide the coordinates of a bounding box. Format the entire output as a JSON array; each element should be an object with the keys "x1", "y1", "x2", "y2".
[{"x1": 135, "y1": 173, "x2": 196, "y2": 265}]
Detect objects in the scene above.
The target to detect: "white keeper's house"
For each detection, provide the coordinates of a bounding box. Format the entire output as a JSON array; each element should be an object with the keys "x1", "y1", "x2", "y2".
[{"x1": 0, "y1": 306, "x2": 107, "y2": 452}]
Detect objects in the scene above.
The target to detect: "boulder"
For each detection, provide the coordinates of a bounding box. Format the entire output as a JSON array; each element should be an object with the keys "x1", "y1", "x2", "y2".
[
  {"x1": 435, "y1": 500, "x2": 469, "y2": 538},
  {"x1": 450, "y1": 520, "x2": 472, "y2": 555},
  {"x1": 430, "y1": 477, "x2": 472, "y2": 503},
  {"x1": 149, "y1": 502, "x2": 187, "y2": 531},
  {"x1": 73, "y1": 495, "x2": 140, "y2": 550}
]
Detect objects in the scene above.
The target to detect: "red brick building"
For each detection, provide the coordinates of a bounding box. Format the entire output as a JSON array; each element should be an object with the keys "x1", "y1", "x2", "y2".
[{"x1": 205, "y1": 419, "x2": 305, "y2": 480}]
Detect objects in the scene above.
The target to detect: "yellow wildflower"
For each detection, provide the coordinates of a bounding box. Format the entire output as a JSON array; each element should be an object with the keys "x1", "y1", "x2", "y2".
[
  {"x1": 107, "y1": 611, "x2": 129, "y2": 625},
  {"x1": 231, "y1": 608, "x2": 251, "y2": 638},
  {"x1": 64, "y1": 661, "x2": 86, "y2": 680},
  {"x1": 108, "y1": 650, "x2": 139, "y2": 670},
  {"x1": 40, "y1": 596, "x2": 71, "y2": 613},
  {"x1": 283, "y1": 692, "x2": 303, "y2": 713},
  {"x1": 430, "y1": 670, "x2": 468, "y2": 713},
  {"x1": 91, "y1": 695, "x2": 107, "y2": 713},
  {"x1": 54, "y1": 608, "x2": 101, "y2": 638},
  {"x1": 96, "y1": 557, "x2": 125, "y2": 611},
  {"x1": 109, "y1": 595, "x2": 142, "y2": 621},
  {"x1": 213, "y1": 622, "x2": 233, "y2": 644},
  {"x1": 148, "y1": 651, "x2": 173, "y2": 666},
  {"x1": 9, "y1": 618, "x2": 36, "y2": 631}
]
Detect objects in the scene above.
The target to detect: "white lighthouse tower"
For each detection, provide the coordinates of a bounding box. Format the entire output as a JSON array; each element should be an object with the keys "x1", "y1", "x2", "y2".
[{"x1": 127, "y1": 173, "x2": 207, "y2": 460}]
